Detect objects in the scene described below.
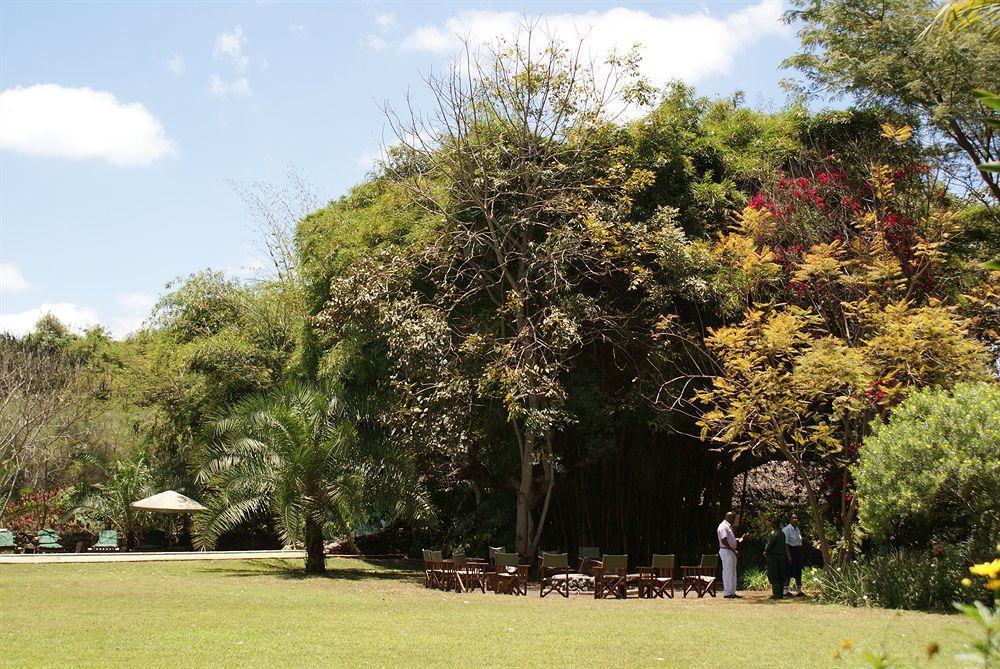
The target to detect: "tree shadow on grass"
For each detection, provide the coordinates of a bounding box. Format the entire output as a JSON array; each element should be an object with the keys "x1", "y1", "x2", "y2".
[{"x1": 199, "y1": 558, "x2": 421, "y2": 583}]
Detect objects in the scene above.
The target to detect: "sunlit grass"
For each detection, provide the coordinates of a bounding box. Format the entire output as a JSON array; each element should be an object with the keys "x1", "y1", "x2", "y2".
[{"x1": 0, "y1": 558, "x2": 974, "y2": 668}]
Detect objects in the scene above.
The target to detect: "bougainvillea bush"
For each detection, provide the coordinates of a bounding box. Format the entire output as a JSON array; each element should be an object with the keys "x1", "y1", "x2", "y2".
[{"x1": 0, "y1": 487, "x2": 91, "y2": 544}]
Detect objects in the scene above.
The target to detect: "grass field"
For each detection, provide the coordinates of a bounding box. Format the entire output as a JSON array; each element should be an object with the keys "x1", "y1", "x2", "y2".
[{"x1": 0, "y1": 558, "x2": 975, "y2": 668}]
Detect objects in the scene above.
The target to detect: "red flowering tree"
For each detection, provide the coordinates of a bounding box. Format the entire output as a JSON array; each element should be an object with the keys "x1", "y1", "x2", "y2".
[{"x1": 698, "y1": 127, "x2": 991, "y2": 566}]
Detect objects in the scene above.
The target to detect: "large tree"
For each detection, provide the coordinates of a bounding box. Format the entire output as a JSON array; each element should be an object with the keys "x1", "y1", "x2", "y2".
[
  {"x1": 784, "y1": 0, "x2": 1000, "y2": 200},
  {"x1": 697, "y1": 127, "x2": 992, "y2": 566},
  {"x1": 350, "y1": 29, "x2": 723, "y2": 558}
]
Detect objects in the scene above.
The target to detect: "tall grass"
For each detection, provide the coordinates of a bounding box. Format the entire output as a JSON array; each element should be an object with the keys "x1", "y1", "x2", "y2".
[{"x1": 812, "y1": 542, "x2": 993, "y2": 613}]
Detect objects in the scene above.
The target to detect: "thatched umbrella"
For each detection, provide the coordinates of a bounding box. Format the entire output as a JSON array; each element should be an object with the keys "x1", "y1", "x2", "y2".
[
  {"x1": 130, "y1": 491, "x2": 205, "y2": 549},
  {"x1": 130, "y1": 490, "x2": 206, "y2": 513}
]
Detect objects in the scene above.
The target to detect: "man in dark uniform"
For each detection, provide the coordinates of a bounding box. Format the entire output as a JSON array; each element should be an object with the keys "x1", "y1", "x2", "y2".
[{"x1": 764, "y1": 516, "x2": 786, "y2": 600}]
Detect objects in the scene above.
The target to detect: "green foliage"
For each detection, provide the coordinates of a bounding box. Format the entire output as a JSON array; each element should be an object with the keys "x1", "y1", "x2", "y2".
[
  {"x1": 22, "y1": 313, "x2": 77, "y2": 353},
  {"x1": 194, "y1": 382, "x2": 430, "y2": 573},
  {"x1": 741, "y1": 566, "x2": 772, "y2": 591},
  {"x1": 812, "y1": 541, "x2": 992, "y2": 612},
  {"x1": 954, "y1": 600, "x2": 1000, "y2": 668},
  {"x1": 854, "y1": 382, "x2": 1000, "y2": 543},
  {"x1": 784, "y1": 0, "x2": 1000, "y2": 198},
  {"x1": 67, "y1": 450, "x2": 158, "y2": 548}
]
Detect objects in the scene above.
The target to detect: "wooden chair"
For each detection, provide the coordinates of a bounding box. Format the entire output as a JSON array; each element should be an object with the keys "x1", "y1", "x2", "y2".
[
  {"x1": 577, "y1": 546, "x2": 601, "y2": 575},
  {"x1": 638, "y1": 554, "x2": 675, "y2": 599},
  {"x1": 494, "y1": 552, "x2": 528, "y2": 596},
  {"x1": 539, "y1": 552, "x2": 572, "y2": 598},
  {"x1": 681, "y1": 553, "x2": 718, "y2": 598},
  {"x1": 422, "y1": 549, "x2": 447, "y2": 590},
  {"x1": 460, "y1": 561, "x2": 488, "y2": 593},
  {"x1": 594, "y1": 554, "x2": 628, "y2": 599}
]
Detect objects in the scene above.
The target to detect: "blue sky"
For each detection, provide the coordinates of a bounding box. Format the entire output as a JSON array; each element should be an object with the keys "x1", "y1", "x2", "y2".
[{"x1": 1, "y1": 1, "x2": 799, "y2": 337}]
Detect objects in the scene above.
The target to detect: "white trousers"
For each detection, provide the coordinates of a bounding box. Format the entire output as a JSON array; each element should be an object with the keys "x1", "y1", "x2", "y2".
[{"x1": 720, "y1": 548, "x2": 737, "y2": 596}]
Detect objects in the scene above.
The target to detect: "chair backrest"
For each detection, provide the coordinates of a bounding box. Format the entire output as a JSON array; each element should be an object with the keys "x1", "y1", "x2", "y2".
[
  {"x1": 452, "y1": 550, "x2": 466, "y2": 567},
  {"x1": 37, "y1": 529, "x2": 59, "y2": 545},
  {"x1": 700, "y1": 553, "x2": 718, "y2": 569},
  {"x1": 489, "y1": 546, "x2": 504, "y2": 563},
  {"x1": 541, "y1": 552, "x2": 568, "y2": 569},
  {"x1": 652, "y1": 554, "x2": 675, "y2": 571},
  {"x1": 0, "y1": 529, "x2": 13, "y2": 548},
  {"x1": 602, "y1": 554, "x2": 628, "y2": 570},
  {"x1": 428, "y1": 550, "x2": 443, "y2": 563},
  {"x1": 422, "y1": 548, "x2": 432, "y2": 562},
  {"x1": 99, "y1": 530, "x2": 118, "y2": 544},
  {"x1": 495, "y1": 552, "x2": 519, "y2": 570},
  {"x1": 578, "y1": 546, "x2": 600, "y2": 560}
]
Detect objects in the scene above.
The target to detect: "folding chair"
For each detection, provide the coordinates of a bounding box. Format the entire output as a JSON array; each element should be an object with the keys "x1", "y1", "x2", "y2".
[
  {"x1": 594, "y1": 554, "x2": 629, "y2": 599},
  {"x1": 460, "y1": 560, "x2": 488, "y2": 593},
  {"x1": 423, "y1": 549, "x2": 448, "y2": 590},
  {"x1": 638, "y1": 554, "x2": 675, "y2": 598},
  {"x1": 577, "y1": 546, "x2": 601, "y2": 574},
  {"x1": 681, "y1": 553, "x2": 718, "y2": 598},
  {"x1": 494, "y1": 552, "x2": 528, "y2": 596},
  {"x1": 539, "y1": 552, "x2": 572, "y2": 598}
]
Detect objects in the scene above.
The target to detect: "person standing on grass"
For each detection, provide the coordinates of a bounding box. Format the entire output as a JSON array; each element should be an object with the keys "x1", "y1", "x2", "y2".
[
  {"x1": 764, "y1": 517, "x2": 786, "y2": 600},
  {"x1": 783, "y1": 513, "x2": 803, "y2": 596},
  {"x1": 717, "y1": 511, "x2": 746, "y2": 598}
]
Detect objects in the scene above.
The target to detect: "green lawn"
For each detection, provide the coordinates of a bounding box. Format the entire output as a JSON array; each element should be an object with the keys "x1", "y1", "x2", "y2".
[{"x1": 0, "y1": 558, "x2": 974, "y2": 668}]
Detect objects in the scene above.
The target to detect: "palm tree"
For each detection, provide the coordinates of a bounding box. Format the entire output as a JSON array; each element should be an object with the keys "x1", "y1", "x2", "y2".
[
  {"x1": 194, "y1": 382, "x2": 429, "y2": 574},
  {"x1": 68, "y1": 451, "x2": 157, "y2": 549}
]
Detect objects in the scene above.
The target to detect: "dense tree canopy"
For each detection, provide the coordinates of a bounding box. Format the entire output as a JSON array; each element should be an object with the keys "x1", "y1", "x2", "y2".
[{"x1": 2, "y1": 24, "x2": 997, "y2": 572}]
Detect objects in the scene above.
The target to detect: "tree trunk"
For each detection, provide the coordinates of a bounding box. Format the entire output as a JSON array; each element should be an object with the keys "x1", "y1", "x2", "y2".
[
  {"x1": 514, "y1": 430, "x2": 535, "y2": 558},
  {"x1": 304, "y1": 517, "x2": 326, "y2": 575},
  {"x1": 777, "y1": 436, "x2": 832, "y2": 568}
]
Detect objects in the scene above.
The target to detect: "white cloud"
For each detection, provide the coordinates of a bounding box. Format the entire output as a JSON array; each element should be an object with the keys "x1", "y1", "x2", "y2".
[
  {"x1": 116, "y1": 291, "x2": 155, "y2": 312},
  {"x1": 0, "y1": 302, "x2": 101, "y2": 337},
  {"x1": 397, "y1": 3, "x2": 789, "y2": 86},
  {"x1": 289, "y1": 22, "x2": 308, "y2": 35},
  {"x1": 109, "y1": 314, "x2": 147, "y2": 339},
  {"x1": 209, "y1": 74, "x2": 253, "y2": 98},
  {"x1": 375, "y1": 12, "x2": 398, "y2": 30},
  {"x1": 0, "y1": 263, "x2": 29, "y2": 293},
  {"x1": 0, "y1": 84, "x2": 178, "y2": 167},
  {"x1": 362, "y1": 33, "x2": 388, "y2": 50},
  {"x1": 214, "y1": 25, "x2": 249, "y2": 70},
  {"x1": 166, "y1": 53, "x2": 185, "y2": 75},
  {"x1": 356, "y1": 148, "x2": 381, "y2": 171}
]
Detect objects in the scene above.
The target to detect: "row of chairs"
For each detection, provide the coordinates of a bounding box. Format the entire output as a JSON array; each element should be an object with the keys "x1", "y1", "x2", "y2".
[
  {"x1": 541, "y1": 551, "x2": 718, "y2": 599},
  {"x1": 423, "y1": 547, "x2": 719, "y2": 599},
  {"x1": 0, "y1": 528, "x2": 120, "y2": 553},
  {"x1": 422, "y1": 549, "x2": 531, "y2": 595},
  {"x1": 0, "y1": 528, "x2": 176, "y2": 553}
]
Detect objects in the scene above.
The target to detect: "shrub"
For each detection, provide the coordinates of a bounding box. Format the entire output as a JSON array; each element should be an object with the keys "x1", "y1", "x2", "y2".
[
  {"x1": 742, "y1": 566, "x2": 771, "y2": 591},
  {"x1": 812, "y1": 539, "x2": 995, "y2": 613},
  {"x1": 853, "y1": 382, "x2": 1000, "y2": 545}
]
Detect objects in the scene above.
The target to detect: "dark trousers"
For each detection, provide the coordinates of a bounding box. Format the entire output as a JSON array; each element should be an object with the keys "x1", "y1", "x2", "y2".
[
  {"x1": 786, "y1": 546, "x2": 803, "y2": 585},
  {"x1": 766, "y1": 554, "x2": 785, "y2": 598}
]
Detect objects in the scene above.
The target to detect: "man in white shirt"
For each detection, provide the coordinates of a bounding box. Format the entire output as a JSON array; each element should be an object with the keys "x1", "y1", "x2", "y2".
[
  {"x1": 783, "y1": 514, "x2": 803, "y2": 596},
  {"x1": 717, "y1": 511, "x2": 746, "y2": 598}
]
